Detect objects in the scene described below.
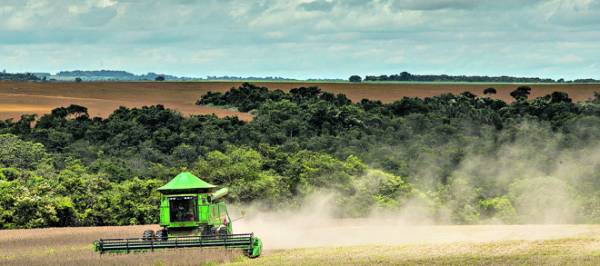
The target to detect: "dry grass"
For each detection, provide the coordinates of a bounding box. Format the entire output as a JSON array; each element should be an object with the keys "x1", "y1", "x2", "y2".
[
  {"x1": 228, "y1": 237, "x2": 600, "y2": 266},
  {"x1": 0, "y1": 225, "x2": 244, "y2": 266},
  {"x1": 3, "y1": 225, "x2": 600, "y2": 265},
  {"x1": 1, "y1": 81, "x2": 600, "y2": 121}
]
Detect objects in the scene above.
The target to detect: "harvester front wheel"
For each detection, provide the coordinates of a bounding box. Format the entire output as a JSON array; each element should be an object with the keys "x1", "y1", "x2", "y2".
[
  {"x1": 217, "y1": 227, "x2": 228, "y2": 238},
  {"x1": 155, "y1": 229, "x2": 167, "y2": 241},
  {"x1": 142, "y1": 230, "x2": 155, "y2": 241}
]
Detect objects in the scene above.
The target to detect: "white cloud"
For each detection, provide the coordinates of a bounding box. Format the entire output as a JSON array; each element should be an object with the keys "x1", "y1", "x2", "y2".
[
  {"x1": 0, "y1": 0, "x2": 598, "y2": 79},
  {"x1": 555, "y1": 54, "x2": 584, "y2": 64},
  {"x1": 96, "y1": 0, "x2": 117, "y2": 8}
]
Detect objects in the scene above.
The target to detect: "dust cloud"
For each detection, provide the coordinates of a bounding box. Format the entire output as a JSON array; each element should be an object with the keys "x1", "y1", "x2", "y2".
[
  {"x1": 233, "y1": 194, "x2": 597, "y2": 250},
  {"x1": 233, "y1": 121, "x2": 600, "y2": 250}
]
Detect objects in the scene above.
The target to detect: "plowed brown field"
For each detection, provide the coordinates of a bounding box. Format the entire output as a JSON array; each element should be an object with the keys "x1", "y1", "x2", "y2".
[{"x1": 1, "y1": 81, "x2": 599, "y2": 121}]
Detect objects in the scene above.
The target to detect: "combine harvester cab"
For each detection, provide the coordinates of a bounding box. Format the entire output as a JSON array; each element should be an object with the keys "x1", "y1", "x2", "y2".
[{"x1": 94, "y1": 172, "x2": 262, "y2": 258}]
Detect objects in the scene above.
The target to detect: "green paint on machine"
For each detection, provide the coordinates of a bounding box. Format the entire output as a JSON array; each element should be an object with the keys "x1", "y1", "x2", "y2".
[
  {"x1": 157, "y1": 172, "x2": 217, "y2": 191},
  {"x1": 93, "y1": 172, "x2": 262, "y2": 258}
]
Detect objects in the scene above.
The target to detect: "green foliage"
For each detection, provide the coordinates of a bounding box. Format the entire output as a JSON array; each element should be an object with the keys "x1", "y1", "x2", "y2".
[
  {"x1": 101, "y1": 178, "x2": 163, "y2": 225},
  {"x1": 483, "y1": 87, "x2": 497, "y2": 95},
  {"x1": 348, "y1": 75, "x2": 362, "y2": 82},
  {"x1": 193, "y1": 146, "x2": 284, "y2": 204},
  {"x1": 510, "y1": 86, "x2": 531, "y2": 101},
  {"x1": 4, "y1": 83, "x2": 600, "y2": 228},
  {"x1": 341, "y1": 170, "x2": 413, "y2": 216},
  {"x1": 0, "y1": 134, "x2": 48, "y2": 169},
  {"x1": 479, "y1": 196, "x2": 517, "y2": 223},
  {"x1": 285, "y1": 151, "x2": 365, "y2": 196}
]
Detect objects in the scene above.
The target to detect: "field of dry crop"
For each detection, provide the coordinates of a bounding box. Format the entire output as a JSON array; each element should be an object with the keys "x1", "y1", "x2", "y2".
[
  {"x1": 3, "y1": 224, "x2": 600, "y2": 266},
  {"x1": 1, "y1": 81, "x2": 600, "y2": 121},
  {"x1": 228, "y1": 237, "x2": 600, "y2": 266},
  {"x1": 0, "y1": 225, "x2": 244, "y2": 266}
]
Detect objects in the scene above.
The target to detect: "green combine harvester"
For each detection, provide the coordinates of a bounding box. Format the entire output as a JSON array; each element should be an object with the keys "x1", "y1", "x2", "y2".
[{"x1": 94, "y1": 172, "x2": 262, "y2": 258}]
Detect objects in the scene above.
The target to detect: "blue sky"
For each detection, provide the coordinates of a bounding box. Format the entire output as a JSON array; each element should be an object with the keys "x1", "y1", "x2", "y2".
[{"x1": 0, "y1": 0, "x2": 599, "y2": 79}]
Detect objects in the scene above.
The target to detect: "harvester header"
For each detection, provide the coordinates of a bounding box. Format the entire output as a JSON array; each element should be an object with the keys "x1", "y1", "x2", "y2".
[{"x1": 94, "y1": 172, "x2": 262, "y2": 258}]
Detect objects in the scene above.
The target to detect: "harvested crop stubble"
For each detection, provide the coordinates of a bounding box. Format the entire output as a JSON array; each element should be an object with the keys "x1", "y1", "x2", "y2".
[
  {"x1": 0, "y1": 225, "x2": 243, "y2": 266},
  {"x1": 225, "y1": 238, "x2": 600, "y2": 266}
]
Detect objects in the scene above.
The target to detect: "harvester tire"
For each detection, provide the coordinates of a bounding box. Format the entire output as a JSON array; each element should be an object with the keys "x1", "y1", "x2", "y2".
[
  {"x1": 202, "y1": 227, "x2": 218, "y2": 239},
  {"x1": 143, "y1": 230, "x2": 155, "y2": 240},
  {"x1": 155, "y1": 229, "x2": 167, "y2": 241},
  {"x1": 217, "y1": 226, "x2": 228, "y2": 238}
]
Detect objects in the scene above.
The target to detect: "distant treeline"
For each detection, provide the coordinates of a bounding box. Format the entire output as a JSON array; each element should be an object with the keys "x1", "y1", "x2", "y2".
[
  {"x1": 0, "y1": 71, "x2": 40, "y2": 81},
  {"x1": 355, "y1": 71, "x2": 599, "y2": 83},
  {"x1": 3, "y1": 69, "x2": 599, "y2": 83},
  {"x1": 206, "y1": 75, "x2": 295, "y2": 81},
  {"x1": 54, "y1": 70, "x2": 183, "y2": 81},
  {"x1": 37, "y1": 70, "x2": 301, "y2": 82}
]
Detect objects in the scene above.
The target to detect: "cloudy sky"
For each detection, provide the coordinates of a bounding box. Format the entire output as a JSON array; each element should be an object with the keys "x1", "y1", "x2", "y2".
[{"x1": 0, "y1": 0, "x2": 599, "y2": 79}]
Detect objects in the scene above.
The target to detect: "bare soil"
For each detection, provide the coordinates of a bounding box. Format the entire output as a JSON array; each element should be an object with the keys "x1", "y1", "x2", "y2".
[{"x1": 1, "y1": 81, "x2": 599, "y2": 121}]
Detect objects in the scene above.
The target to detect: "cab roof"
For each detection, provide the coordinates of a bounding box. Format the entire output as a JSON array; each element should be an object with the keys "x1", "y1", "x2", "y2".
[{"x1": 157, "y1": 172, "x2": 216, "y2": 192}]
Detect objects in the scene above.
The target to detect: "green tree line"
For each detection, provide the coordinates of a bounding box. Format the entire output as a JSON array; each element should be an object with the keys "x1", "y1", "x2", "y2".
[
  {"x1": 357, "y1": 71, "x2": 599, "y2": 83},
  {"x1": 3, "y1": 83, "x2": 600, "y2": 228}
]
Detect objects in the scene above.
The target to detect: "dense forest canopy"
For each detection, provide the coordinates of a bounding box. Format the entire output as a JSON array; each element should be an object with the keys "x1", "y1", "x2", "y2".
[{"x1": 3, "y1": 83, "x2": 600, "y2": 228}]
